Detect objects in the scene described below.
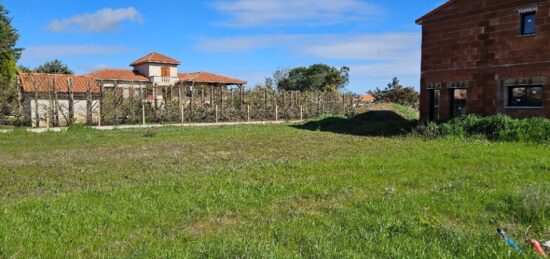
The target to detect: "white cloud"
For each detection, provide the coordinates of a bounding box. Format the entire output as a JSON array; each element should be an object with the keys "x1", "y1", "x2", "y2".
[
  {"x1": 19, "y1": 45, "x2": 132, "y2": 67},
  {"x1": 23, "y1": 45, "x2": 131, "y2": 58},
  {"x1": 196, "y1": 32, "x2": 420, "y2": 61},
  {"x1": 301, "y1": 33, "x2": 421, "y2": 61},
  {"x1": 48, "y1": 7, "x2": 143, "y2": 32},
  {"x1": 211, "y1": 0, "x2": 379, "y2": 27}
]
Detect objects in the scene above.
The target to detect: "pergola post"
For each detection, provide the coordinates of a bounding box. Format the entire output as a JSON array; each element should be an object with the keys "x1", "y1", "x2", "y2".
[
  {"x1": 219, "y1": 83, "x2": 224, "y2": 109},
  {"x1": 85, "y1": 80, "x2": 93, "y2": 125},
  {"x1": 239, "y1": 84, "x2": 244, "y2": 109},
  {"x1": 52, "y1": 77, "x2": 59, "y2": 126},
  {"x1": 189, "y1": 83, "x2": 194, "y2": 118},
  {"x1": 67, "y1": 77, "x2": 74, "y2": 125},
  {"x1": 178, "y1": 82, "x2": 183, "y2": 107},
  {"x1": 210, "y1": 85, "x2": 214, "y2": 106},
  {"x1": 15, "y1": 75, "x2": 24, "y2": 124},
  {"x1": 113, "y1": 81, "x2": 120, "y2": 126},
  {"x1": 99, "y1": 80, "x2": 104, "y2": 127},
  {"x1": 32, "y1": 77, "x2": 39, "y2": 128}
]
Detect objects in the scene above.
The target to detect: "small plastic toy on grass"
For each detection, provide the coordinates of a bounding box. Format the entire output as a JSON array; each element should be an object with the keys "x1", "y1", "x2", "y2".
[
  {"x1": 497, "y1": 228, "x2": 524, "y2": 255},
  {"x1": 530, "y1": 239, "x2": 547, "y2": 257}
]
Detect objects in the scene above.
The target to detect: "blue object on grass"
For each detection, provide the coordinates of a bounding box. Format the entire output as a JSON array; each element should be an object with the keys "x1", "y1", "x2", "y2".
[{"x1": 497, "y1": 228, "x2": 524, "y2": 255}]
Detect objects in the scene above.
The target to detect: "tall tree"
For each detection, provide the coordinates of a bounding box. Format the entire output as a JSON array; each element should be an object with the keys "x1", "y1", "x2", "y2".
[
  {"x1": 0, "y1": 2, "x2": 21, "y2": 116},
  {"x1": 34, "y1": 59, "x2": 74, "y2": 74},
  {"x1": 0, "y1": 3, "x2": 20, "y2": 55},
  {"x1": 274, "y1": 64, "x2": 350, "y2": 92}
]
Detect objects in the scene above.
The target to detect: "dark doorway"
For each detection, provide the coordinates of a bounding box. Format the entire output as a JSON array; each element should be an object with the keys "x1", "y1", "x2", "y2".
[
  {"x1": 429, "y1": 89, "x2": 440, "y2": 121},
  {"x1": 450, "y1": 88, "x2": 467, "y2": 118}
]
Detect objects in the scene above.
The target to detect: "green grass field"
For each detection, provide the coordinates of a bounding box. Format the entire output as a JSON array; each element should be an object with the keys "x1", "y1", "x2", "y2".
[{"x1": 1, "y1": 122, "x2": 549, "y2": 257}]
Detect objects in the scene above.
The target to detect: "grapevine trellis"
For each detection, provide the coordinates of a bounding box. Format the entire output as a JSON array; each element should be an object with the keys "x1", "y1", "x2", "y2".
[{"x1": 1, "y1": 79, "x2": 357, "y2": 127}]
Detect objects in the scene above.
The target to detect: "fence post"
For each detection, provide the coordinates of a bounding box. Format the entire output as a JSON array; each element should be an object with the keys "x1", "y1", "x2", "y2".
[
  {"x1": 215, "y1": 105, "x2": 218, "y2": 123},
  {"x1": 142, "y1": 102, "x2": 146, "y2": 125},
  {"x1": 98, "y1": 81, "x2": 103, "y2": 127},
  {"x1": 275, "y1": 105, "x2": 278, "y2": 122},
  {"x1": 300, "y1": 105, "x2": 303, "y2": 121},
  {"x1": 342, "y1": 94, "x2": 346, "y2": 114},
  {"x1": 98, "y1": 103, "x2": 102, "y2": 127},
  {"x1": 184, "y1": 103, "x2": 189, "y2": 125},
  {"x1": 247, "y1": 104, "x2": 250, "y2": 122},
  {"x1": 46, "y1": 108, "x2": 50, "y2": 129}
]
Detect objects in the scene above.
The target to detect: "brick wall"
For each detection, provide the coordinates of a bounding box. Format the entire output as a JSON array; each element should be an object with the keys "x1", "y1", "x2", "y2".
[{"x1": 419, "y1": 0, "x2": 550, "y2": 121}]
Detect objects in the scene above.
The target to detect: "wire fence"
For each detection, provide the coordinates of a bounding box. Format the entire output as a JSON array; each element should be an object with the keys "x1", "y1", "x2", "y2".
[{"x1": 0, "y1": 85, "x2": 357, "y2": 128}]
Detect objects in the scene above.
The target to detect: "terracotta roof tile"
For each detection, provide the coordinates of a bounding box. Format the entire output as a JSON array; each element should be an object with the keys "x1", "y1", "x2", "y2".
[
  {"x1": 130, "y1": 52, "x2": 181, "y2": 66},
  {"x1": 178, "y1": 72, "x2": 247, "y2": 85},
  {"x1": 85, "y1": 69, "x2": 150, "y2": 82},
  {"x1": 360, "y1": 94, "x2": 375, "y2": 102},
  {"x1": 19, "y1": 73, "x2": 100, "y2": 94}
]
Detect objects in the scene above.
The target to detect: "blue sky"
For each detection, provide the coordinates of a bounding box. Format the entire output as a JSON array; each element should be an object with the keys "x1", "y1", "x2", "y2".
[{"x1": 5, "y1": 0, "x2": 443, "y2": 93}]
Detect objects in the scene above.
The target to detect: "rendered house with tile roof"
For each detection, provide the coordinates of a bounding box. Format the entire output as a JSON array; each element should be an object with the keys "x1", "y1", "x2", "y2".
[
  {"x1": 17, "y1": 52, "x2": 247, "y2": 127},
  {"x1": 84, "y1": 52, "x2": 246, "y2": 86},
  {"x1": 83, "y1": 52, "x2": 247, "y2": 100},
  {"x1": 355, "y1": 94, "x2": 375, "y2": 107}
]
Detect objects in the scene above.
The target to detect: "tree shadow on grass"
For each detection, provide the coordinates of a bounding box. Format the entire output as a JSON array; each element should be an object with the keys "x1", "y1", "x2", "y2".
[{"x1": 293, "y1": 111, "x2": 418, "y2": 137}]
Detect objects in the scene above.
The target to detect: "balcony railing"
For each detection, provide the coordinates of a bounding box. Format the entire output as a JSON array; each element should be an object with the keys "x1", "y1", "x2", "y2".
[{"x1": 151, "y1": 76, "x2": 179, "y2": 85}]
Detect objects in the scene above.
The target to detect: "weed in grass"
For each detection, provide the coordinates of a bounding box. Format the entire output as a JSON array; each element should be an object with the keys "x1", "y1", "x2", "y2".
[
  {"x1": 142, "y1": 128, "x2": 158, "y2": 138},
  {"x1": 521, "y1": 184, "x2": 550, "y2": 223}
]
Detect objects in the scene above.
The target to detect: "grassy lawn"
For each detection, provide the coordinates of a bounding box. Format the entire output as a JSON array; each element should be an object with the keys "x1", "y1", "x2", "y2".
[{"x1": 0, "y1": 123, "x2": 549, "y2": 257}]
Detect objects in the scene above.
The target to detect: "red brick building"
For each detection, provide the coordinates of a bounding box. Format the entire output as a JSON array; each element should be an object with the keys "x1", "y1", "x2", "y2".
[{"x1": 417, "y1": 0, "x2": 550, "y2": 121}]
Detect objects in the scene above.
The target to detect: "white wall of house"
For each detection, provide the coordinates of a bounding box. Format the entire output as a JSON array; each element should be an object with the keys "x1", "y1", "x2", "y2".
[
  {"x1": 132, "y1": 63, "x2": 179, "y2": 86},
  {"x1": 132, "y1": 63, "x2": 178, "y2": 78},
  {"x1": 30, "y1": 99, "x2": 100, "y2": 127},
  {"x1": 147, "y1": 64, "x2": 178, "y2": 77}
]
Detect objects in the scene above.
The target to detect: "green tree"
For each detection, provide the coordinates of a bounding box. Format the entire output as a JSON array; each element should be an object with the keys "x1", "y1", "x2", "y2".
[
  {"x1": 34, "y1": 59, "x2": 74, "y2": 74},
  {"x1": 0, "y1": 51, "x2": 16, "y2": 104},
  {"x1": 274, "y1": 64, "x2": 350, "y2": 92},
  {"x1": 369, "y1": 77, "x2": 419, "y2": 107},
  {"x1": 0, "y1": 2, "x2": 21, "y2": 118}
]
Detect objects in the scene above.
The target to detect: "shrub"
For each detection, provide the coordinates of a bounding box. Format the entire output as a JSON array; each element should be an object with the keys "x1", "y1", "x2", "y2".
[
  {"x1": 413, "y1": 122, "x2": 440, "y2": 140},
  {"x1": 419, "y1": 114, "x2": 550, "y2": 143},
  {"x1": 369, "y1": 77, "x2": 419, "y2": 107},
  {"x1": 142, "y1": 128, "x2": 158, "y2": 138}
]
